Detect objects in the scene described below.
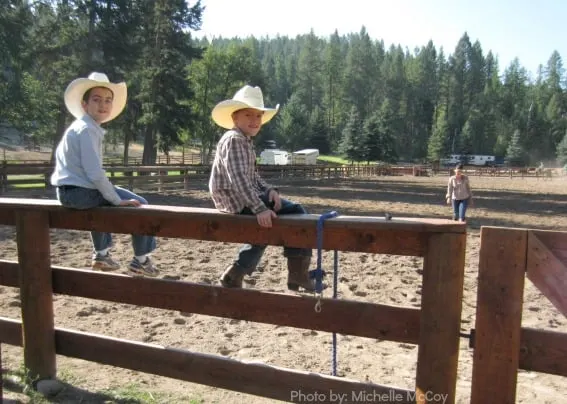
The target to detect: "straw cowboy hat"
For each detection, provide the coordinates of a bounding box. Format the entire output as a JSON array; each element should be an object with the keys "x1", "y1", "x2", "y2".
[
  {"x1": 64, "y1": 72, "x2": 127, "y2": 123},
  {"x1": 211, "y1": 85, "x2": 280, "y2": 129}
]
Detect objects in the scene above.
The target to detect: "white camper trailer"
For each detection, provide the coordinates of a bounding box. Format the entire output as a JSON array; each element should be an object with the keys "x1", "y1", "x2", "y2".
[
  {"x1": 259, "y1": 149, "x2": 290, "y2": 165},
  {"x1": 291, "y1": 149, "x2": 319, "y2": 165}
]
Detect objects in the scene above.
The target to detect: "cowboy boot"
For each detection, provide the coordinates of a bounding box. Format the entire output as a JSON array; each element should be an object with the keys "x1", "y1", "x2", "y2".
[
  {"x1": 219, "y1": 262, "x2": 248, "y2": 288},
  {"x1": 287, "y1": 256, "x2": 316, "y2": 292}
]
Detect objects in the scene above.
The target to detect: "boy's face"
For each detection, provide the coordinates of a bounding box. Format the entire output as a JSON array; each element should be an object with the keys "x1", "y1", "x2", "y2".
[
  {"x1": 82, "y1": 87, "x2": 114, "y2": 124},
  {"x1": 232, "y1": 108, "x2": 263, "y2": 137}
]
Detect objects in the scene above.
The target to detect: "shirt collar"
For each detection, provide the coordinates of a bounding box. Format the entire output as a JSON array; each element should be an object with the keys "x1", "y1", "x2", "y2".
[
  {"x1": 82, "y1": 114, "x2": 107, "y2": 136},
  {"x1": 232, "y1": 127, "x2": 253, "y2": 142}
]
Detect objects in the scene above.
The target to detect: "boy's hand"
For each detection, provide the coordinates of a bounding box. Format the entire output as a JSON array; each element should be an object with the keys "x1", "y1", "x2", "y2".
[
  {"x1": 119, "y1": 199, "x2": 141, "y2": 207},
  {"x1": 446, "y1": 198, "x2": 450, "y2": 205},
  {"x1": 257, "y1": 209, "x2": 277, "y2": 228},
  {"x1": 268, "y1": 189, "x2": 282, "y2": 211}
]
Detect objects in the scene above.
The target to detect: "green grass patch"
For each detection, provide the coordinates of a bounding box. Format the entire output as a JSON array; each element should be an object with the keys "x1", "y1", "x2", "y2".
[
  {"x1": 2, "y1": 365, "x2": 203, "y2": 403},
  {"x1": 12, "y1": 183, "x2": 45, "y2": 189},
  {"x1": 7, "y1": 174, "x2": 44, "y2": 180},
  {"x1": 317, "y1": 155, "x2": 349, "y2": 164}
]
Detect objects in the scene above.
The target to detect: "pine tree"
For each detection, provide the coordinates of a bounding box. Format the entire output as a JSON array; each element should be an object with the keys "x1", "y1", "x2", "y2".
[
  {"x1": 340, "y1": 106, "x2": 364, "y2": 162},
  {"x1": 362, "y1": 112, "x2": 381, "y2": 163},
  {"x1": 506, "y1": 129, "x2": 525, "y2": 166},
  {"x1": 277, "y1": 93, "x2": 310, "y2": 151},
  {"x1": 308, "y1": 107, "x2": 330, "y2": 154},
  {"x1": 555, "y1": 130, "x2": 567, "y2": 166},
  {"x1": 427, "y1": 106, "x2": 450, "y2": 161}
]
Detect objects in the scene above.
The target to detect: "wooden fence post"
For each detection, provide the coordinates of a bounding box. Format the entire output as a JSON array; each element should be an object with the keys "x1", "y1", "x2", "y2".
[
  {"x1": 416, "y1": 231, "x2": 466, "y2": 404},
  {"x1": 16, "y1": 210, "x2": 56, "y2": 383},
  {"x1": 1, "y1": 342, "x2": 3, "y2": 399},
  {"x1": 471, "y1": 227, "x2": 527, "y2": 404},
  {"x1": 0, "y1": 161, "x2": 6, "y2": 194}
]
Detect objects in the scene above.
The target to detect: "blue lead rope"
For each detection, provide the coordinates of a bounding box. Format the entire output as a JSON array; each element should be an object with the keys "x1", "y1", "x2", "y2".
[
  {"x1": 332, "y1": 249, "x2": 338, "y2": 376},
  {"x1": 310, "y1": 211, "x2": 338, "y2": 294},
  {"x1": 309, "y1": 210, "x2": 339, "y2": 376}
]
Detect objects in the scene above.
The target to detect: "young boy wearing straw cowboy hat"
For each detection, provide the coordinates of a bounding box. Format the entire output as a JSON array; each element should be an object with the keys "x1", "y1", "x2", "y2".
[
  {"x1": 51, "y1": 72, "x2": 159, "y2": 277},
  {"x1": 209, "y1": 85, "x2": 316, "y2": 291}
]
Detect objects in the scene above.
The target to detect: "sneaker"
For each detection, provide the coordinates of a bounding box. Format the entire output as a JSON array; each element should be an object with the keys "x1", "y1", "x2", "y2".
[
  {"x1": 92, "y1": 253, "x2": 121, "y2": 271},
  {"x1": 128, "y1": 257, "x2": 159, "y2": 277}
]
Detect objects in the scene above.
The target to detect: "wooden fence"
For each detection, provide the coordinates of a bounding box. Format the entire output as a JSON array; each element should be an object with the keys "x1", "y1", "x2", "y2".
[
  {"x1": 0, "y1": 198, "x2": 466, "y2": 403},
  {"x1": 0, "y1": 164, "x2": 429, "y2": 193},
  {"x1": 0, "y1": 153, "x2": 204, "y2": 166},
  {"x1": 471, "y1": 227, "x2": 567, "y2": 403}
]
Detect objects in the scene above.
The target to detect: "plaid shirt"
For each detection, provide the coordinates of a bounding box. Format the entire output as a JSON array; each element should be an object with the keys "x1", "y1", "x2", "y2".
[{"x1": 208, "y1": 128, "x2": 273, "y2": 214}]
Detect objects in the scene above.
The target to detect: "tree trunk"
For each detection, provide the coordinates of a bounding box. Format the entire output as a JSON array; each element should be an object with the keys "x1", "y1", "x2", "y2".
[
  {"x1": 123, "y1": 129, "x2": 131, "y2": 166},
  {"x1": 50, "y1": 104, "x2": 68, "y2": 164},
  {"x1": 142, "y1": 126, "x2": 156, "y2": 166}
]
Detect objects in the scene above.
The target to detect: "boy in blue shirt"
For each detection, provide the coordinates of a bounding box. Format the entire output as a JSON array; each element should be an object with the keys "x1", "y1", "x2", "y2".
[{"x1": 51, "y1": 72, "x2": 159, "y2": 277}]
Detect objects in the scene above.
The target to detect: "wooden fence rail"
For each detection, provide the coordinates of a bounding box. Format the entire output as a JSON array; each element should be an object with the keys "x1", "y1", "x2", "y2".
[
  {"x1": 471, "y1": 227, "x2": 567, "y2": 404},
  {"x1": 0, "y1": 164, "x2": 429, "y2": 193},
  {"x1": 0, "y1": 198, "x2": 466, "y2": 403}
]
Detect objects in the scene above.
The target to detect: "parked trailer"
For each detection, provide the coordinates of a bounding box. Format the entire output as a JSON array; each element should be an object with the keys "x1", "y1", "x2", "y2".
[
  {"x1": 259, "y1": 149, "x2": 290, "y2": 165},
  {"x1": 441, "y1": 154, "x2": 504, "y2": 167},
  {"x1": 291, "y1": 149, "x2": 319, "y2": 165}
]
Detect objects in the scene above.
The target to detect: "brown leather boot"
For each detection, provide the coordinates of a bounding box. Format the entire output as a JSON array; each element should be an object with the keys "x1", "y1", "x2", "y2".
[
  {"x1": 287, "y1": 256, "x2": 316, "y2": 292},
  {"x1": 219, "y1": 263, "x2": 247, "y2": 288}
]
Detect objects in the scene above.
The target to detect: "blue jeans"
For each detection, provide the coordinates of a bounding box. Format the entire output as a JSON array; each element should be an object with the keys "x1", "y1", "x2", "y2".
[
  {"x1": 452, "y1": 199, "x2": 469, "y2": 221},
  {"x1": 56, "y1": 186, "x2": 156, "y2": 256},
  {"x1": 235, "y1": 194, "x2": 312, "y2": 273}
]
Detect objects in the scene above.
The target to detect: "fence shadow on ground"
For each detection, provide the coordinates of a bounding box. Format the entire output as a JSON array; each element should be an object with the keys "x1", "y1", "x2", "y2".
[
  {"x1": 164, "y1": 177, "x2": 567, "y2": 231},
  {"x1": 1, "y1": 373, "x2": 146, "y2": 404}
]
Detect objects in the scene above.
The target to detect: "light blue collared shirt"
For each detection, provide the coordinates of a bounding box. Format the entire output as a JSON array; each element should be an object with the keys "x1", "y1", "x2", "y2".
[{"x1": 51, "y1": 114, "x2": 122, "y2": 205}]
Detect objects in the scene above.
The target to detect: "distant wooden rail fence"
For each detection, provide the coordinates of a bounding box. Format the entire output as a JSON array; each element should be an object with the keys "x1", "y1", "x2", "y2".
[
  {"x1": 0, "y1": 164, "x2": 431, "y2": 193},
  {"x1": 0, "y1": 198, "x2": 466, "y2": 403},
  {"x1": 0, "y1": 154, "x2": 204, "y2": 166},
  {"x1": 471, "y1": 227, "x2": 567, "y2": 404},
  {"x1": 2, "y1": 162, "x2": 563, "y2": 195},
  {"x1": 436, "y1": 166, "x2": 563, "y2": 178}
]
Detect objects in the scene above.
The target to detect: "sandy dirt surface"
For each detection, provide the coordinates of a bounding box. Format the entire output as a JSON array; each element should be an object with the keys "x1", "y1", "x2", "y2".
[{"x1": 1, "y1": 174, "x2": 566, "y2": 403}]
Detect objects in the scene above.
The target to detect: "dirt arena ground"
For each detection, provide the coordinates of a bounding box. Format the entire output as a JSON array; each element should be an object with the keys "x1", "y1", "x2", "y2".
[{"x1": 1, "y1": 174, "x2": 566, "y2": 403}]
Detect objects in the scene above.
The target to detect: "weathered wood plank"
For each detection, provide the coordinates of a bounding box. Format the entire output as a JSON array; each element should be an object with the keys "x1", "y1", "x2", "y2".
[
  {"x1": 0, "y1": 261, "x2": 421, "y2": 344},
  {"x1": 0, "y1": 318, "x2": 414, "y2": 403},
  {"x1": 56, "y1": 328, "x2": 415, "y2": 403},
  {"x1": 0, "y1": 260, "x2": 18, "y2": 287},
  {"x1": 527, "y1": 231, "x2": 567, "y2": 317},
  {"x1": 16, "y1": 210, "x2": 56, "y2": 381},
  {"x1": 471, "y1": 227, "x2": 527, "y2": 404},
  {"x1": 519, "y1": 327, "x2": 567, "y2": 377},
  {"x1": 416, "y1": 232, "x2": 466, "y2": 404},
  {"x1": 0, "y1": 199, "x2": 464, "y2": 257},
  {"x1": 0, "y1": 317, "x2": 22, "y2": 346},
  {"x1": 527, "y1": 230, "x2": 567, "y2": 258}
]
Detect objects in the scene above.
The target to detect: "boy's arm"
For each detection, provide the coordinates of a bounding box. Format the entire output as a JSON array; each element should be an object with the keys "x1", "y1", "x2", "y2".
[
  {"x1": 254, "y1": 170, "x2": 276, "y2": 195},
  {"x1": 78, "y1": 129, "x2": 122, "y2": 205},
  {"x1": 226, "y1": 137, "x2": 268, "y2": 214}
]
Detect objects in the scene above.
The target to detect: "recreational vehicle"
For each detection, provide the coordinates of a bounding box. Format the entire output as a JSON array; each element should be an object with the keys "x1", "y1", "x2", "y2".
[
  {"x1": 259, "y1": 149, "x2": 290, "y2": 165},
  {"x1": 441, "y1": 154, "x2": 503, "y2": 167},
  {"x1": 291, "y1": 149, "x2": 319, "y2": 165}
]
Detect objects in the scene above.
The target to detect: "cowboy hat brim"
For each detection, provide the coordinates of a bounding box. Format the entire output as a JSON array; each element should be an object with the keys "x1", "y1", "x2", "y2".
[
  {"x1": 64, "y1": 78, "x2": 127, "y2": 123},
  {"x1": 211, "y1": 100, "x2": 280, "y2": 130}
]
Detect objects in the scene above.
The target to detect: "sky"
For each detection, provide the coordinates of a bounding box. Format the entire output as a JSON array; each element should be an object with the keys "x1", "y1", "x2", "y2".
[{"x1": 195, "y1": 0, "x2": 567, "y2": 79}]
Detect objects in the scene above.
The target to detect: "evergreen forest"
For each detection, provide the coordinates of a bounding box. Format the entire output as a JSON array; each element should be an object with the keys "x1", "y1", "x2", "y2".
[{"x1": 2, "y1": 1, "x2": 567, "y2": 166}]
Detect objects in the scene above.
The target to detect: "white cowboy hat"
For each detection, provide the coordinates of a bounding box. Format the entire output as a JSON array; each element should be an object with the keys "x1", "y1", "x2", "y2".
[
  {"x1": 64, "y1": 72, "x2": 127, "y2": 123},
  {"x1": 211, "y1": 85, "x2": 280, "y2": 129}
]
